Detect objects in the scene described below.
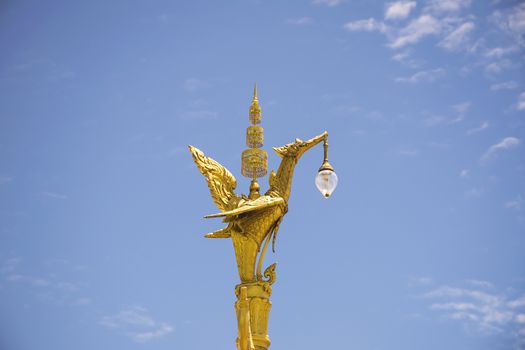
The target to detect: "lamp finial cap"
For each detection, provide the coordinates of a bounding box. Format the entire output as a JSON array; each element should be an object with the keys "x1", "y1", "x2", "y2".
[{"x1": 253, "y1": 83, "x2": 258, "y2": 102}]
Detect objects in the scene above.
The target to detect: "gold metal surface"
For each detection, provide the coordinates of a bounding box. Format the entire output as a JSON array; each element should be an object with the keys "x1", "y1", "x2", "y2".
[
  {"x1": 246, "y1": 125, "x2": 264, "y2": 148},
  {"x1": 318, "y1": 138, "x2": 334, "y2": 172},
  {"x1": 241, "y1": 148, "x2": 268, "y2": 178},
  {"x1": 189, "y1": 87, "x2": 330, "y2": 350},
  {"x1": 242, "y1": 84, "x2": 268, "y2": 180}
]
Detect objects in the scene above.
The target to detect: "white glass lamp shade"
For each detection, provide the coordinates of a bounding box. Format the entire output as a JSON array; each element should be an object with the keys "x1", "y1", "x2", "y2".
[{"x1": 315, "y1": 169, "x2": 338, "y2": 198}]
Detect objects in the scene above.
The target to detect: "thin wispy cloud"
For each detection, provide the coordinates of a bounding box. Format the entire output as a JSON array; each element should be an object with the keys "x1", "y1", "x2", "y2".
[
  {"x1": 100, "y1": 306, "x2": 173, "y2": 343},
  {"x1": 467, "y1": 121, "x2": 489, "y2": 135},
  {"x1": 438, "y1": 22, "x2": 475, "y2": 51},
  {"x1": 424, "y1": 0, "x2": 472, "y2": 15},
  {"x1": 385, "y1": 1, "x2": 417, "y2": 20},
  {"x1": 183, "y1": 78, "x2": 210, "y2": 92},
  {"x1": 1, "y1": 257, "x2": 90, "y2": 307},
  {"x1": 464, "y1": 187, "x2": 483, "y2": 199},
  {"x1": 517, "y1": 92, "x2": 525, "y2": 111},
  {"x1": 41, "y1": 191, "x2": 68, "y2": 200},
  {"x1": 1, "y1": 257, "x2": 22, "y2": 275},
  {"x1": 453, "y1": 101, "x2": 470, "y2": 114},
  {"x1": 2, "y1": 58, "x2": 76, "y2": 82},
  {"x1": 415, "y1": 280, "x2": 525, "y2": 347},
  {"x1": 392, "y1": 50, "x2": 410, "y2": 61},
  {"x1": 490, "y1": 3, "x2": 525, "y2": 46},
  {"x1": 391, "y1": 49, "x2": 422, "y2": 68},
  {"x1": 485, "y1": 46, "x2": 519, "y2": 59},
  {"x1": 344, "y1": 18, "x2": 388, "y2": 33},
  {"x1": 396, "y1": 68, "x2": 445, "y2": 83},
  {"x1": 344, "y1": 2, "x2": 478, "y2": 51},
  {"x1": 459, "y1": 169, "x2": 469, "y2": 178},
  {"x1": 342, "y1": 0, "x2": 523, "y2": 89},
  {"x1": 449, "y1": 101, "x2": 470, "y2": 123},
  {"x1": 484, "y1": 59, "x2": 513, "y2": 75},
  {"x1": 505, "y1": 195, "x2": 523, "y2": 211},
  {"x1": 395, "y1": 147, "x2": 419, "y2": 156},
  {"x1": 408, "y1": 276, "x2": 434, "y2": 287},
  {"x1": 466, "y1": 279, "x2": 494, "y2": 289},
  {"x1": 312, "y1": 0, "x2": 343, "y2": 6},
  {"x1": 480, "y1": 137, "x2": 520, "y2": 165},
  {"x1": 0, "y1": 176, "x2": 13, "y2": 185},
  {"x1": 389, "y1": 15, "x2": 442, "y2": 48},
  {"x1": 490, "y1": 81, "x2": 518, "y2": 91},
  {"x1": 285, "y1": 17, "x2": 314, "y2": 26}
]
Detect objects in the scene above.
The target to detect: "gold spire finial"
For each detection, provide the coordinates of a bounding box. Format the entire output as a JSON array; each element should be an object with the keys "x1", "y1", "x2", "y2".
[{"x1": 243, "y1": 84, "x2": 267, "y2": 199}]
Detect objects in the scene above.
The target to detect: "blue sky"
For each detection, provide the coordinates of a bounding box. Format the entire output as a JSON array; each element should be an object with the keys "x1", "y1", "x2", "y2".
[{"x1": 1, "y1": 0, "x2": 524, "y2": 349}]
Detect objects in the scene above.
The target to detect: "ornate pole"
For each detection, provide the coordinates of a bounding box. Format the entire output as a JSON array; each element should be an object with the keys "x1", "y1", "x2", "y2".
[
  {"x1": 242, "y1": 84, "x2": 267, "y2": 200},
  {"x1": 188, "y1": 85, "x2": 338, "y2": 350},
  {"x1": 237, "y1": 84, "x2": 272, "y2": 350}
]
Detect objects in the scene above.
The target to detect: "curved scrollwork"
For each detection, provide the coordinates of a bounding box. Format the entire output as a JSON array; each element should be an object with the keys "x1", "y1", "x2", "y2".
[{"x1": 262, "y1": 263, "x2": 277, "y2": 285}]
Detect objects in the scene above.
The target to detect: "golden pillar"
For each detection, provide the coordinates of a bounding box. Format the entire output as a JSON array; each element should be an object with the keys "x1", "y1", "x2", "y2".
[{"x1": 188, "y1": 85, "x2": 338, "y2": 350}]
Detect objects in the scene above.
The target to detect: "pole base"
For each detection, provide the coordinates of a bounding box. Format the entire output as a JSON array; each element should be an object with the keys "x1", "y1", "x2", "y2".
[{"x1": 235, "y1": 282, "x2": 272, "y2": 350}]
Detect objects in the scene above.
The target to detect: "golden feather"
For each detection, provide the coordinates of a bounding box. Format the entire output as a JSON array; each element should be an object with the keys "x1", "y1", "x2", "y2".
[{"x1": 188, "y1": 145, "x2": 240, "y2": 212}]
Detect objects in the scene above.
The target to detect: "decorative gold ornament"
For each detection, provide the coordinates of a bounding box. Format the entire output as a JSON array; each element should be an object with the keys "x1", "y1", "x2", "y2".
[{"x1": 189, "y1": 85, "x2": 336, "y2": 350}]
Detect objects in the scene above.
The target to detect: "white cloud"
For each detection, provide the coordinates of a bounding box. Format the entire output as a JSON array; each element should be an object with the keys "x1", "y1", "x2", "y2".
[
  {"x1": 464, "y1": 187, "x2": 483, "y2": 199},
  {"x1": 453, "y1": 102, "x2": 470, "y2": 114},
  {"x1": 484, "y1": 59, "x2": 513, "y2": 75},
  {"x1": 451, "y1": 101, "x2": 470, "y2": 123},
  {"x1": 344, "y1": 18, "x2": 388, "y2": 33},
  {"x1": 347, "y1": 5, "x2": 479, "y2": 51},
  {"x1": 409, "y1": 276, "x2": 434, "y2": 287},
  {"x1": 1, "y1": 257, "x2": 90, "y2": 307},
  {"x1": 480, "y1": 137, "x2": 520, "y2": 165},
  {"x1": 438, "y1": 22, "x2": 475, "y2": 51},
  {"x1": 508, "y1": 4, "x2": 525, "y2": 32},
  {"x1": 467, "y1": 121, "x2": 489, "y2": 135},
  {"x1": 0, "y1": 176, "x2": 13, "y2": 185},
  {"x1": 286, "y1": 17, "x2": 314, "y2": 25},
  {"x1": 41, "y1": 191, "x2": 68, "y2": 200},
  {"x1": 460, "y1": 169, "x2": 469, "y2": 178},
  {"x1": 396, "y1": 68, "x2": 445, "y2": 83},
  {"x1": 518, "y1": 92, "x2": 525, "y2": 111},
  {"x1": 1, "y1": 257, "x2": 21, "y2": 274},
  {"x1": 431, "y1": 302, "x2": 478, "y2": 312},
  {"x1": 424, "y1": 286, "x2": 499, "y2": 304},
  {"x1": 395, "y1": 148, "x2": 419, "y2": 156},
  {"x1": 391, "y1": 49, "x2": 422, "y2": 68},
  {"x1": 389, "y1": 15, "x2": 442, "y2": 48},
  {"x1": 507, "y1": 4, "x2": 525, "y2": 38},
  {"x1": 485, "y1": 46, "x2": 519, "y2": 59},
  {"x1": 505, "y1": 196, "x2": 523, "y2": 211},
  {"x1": 312, "y1": 0, "x2": 343, "y2": 6},
  {"x1": 425, "y1": 0, "x2": 472, "y2": 14},
  {"x1": 133, "y1": 323, "x2": 174, "y2": 342},
  {"x1": 467, "y1": 280, "x2": 494, "y2": 289},
  {"x1": 490, "y1": 81, "x2": 518, "y2": 91},
  {"x1": 385, "y1": 1, "x2": 417, "y2": 20},
  {"x1": 183, "y1": 78, "x2": 210, "y2": 92},
  {"x1": 392, "y1": 50, "x2": 410, "y2": 61},
  {"x1": 420, "y1": 282, "x2": 525, "y2": 339},
  {"x1": 491, "y1": 3, "x2": 525, "y2": 46},
  {"x1": 100, "y1": 306, "x2": 174, "y2": 343},
  {"x1": 509, "y1": 295, "x2": 525, "y2": 309}
]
